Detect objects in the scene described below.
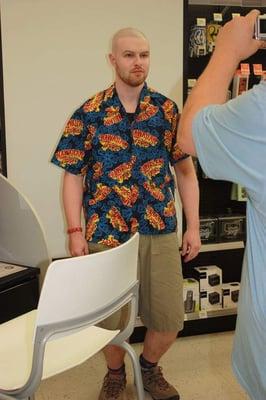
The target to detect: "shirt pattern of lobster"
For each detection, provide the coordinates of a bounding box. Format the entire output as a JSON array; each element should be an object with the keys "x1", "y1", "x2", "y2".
[{"x1": 51, "y1": 83, "x2": 188, "y2": 246}]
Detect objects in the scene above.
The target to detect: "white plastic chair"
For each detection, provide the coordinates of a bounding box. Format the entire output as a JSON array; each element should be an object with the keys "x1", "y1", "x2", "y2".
[{"x1": 0, "y1": 233, "x2": 144, "y2": 400}]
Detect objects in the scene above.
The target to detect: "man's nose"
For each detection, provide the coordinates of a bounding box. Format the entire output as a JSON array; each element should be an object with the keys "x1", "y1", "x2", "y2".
[{"x1": 134, "y1": 54, "x2": 142, "y2": 64}]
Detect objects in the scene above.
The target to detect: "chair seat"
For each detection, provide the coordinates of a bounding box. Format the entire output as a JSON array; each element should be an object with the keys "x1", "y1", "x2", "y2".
[{"x1": 0, "y1": 310, "x2": 119, "y2": 390}]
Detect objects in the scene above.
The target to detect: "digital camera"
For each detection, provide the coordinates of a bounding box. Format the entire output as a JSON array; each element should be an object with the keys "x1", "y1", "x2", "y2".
[{"x1": 255, "y1": 14, "x2": 266, "y2": 41}]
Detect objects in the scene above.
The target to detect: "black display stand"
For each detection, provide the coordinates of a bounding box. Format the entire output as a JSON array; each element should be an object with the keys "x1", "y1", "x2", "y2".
[
  {"x1": 0, "y1": 264, "x2": 40, "y2": 324},
  {"x1": 0, "y1": 21, "x2": 7, "y2": 177}
]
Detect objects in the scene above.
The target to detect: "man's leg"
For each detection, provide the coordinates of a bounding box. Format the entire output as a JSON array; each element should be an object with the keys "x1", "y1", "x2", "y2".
[
  {"x1": 143, "y1": 330, "x2": 177, "y2": 363},
  {"x1": 103, "y1": 345, "x2": 126, "y2": 369},
  {"x1": 89, "y1": 243, "x2": 127, "y2": 400},
  {"x1": 98, "y1": 319, "x2": 128, "y2": 400},
  {"x1": 139, "y1": 234, "x2": 184, "y2": 400},
  {"x1": 140, "y1": 330, "x2": 180, "y2": 400}
]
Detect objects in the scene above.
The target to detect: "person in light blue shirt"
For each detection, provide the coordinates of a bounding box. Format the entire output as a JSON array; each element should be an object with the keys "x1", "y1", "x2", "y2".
[{"x1": 177, "y1": 10, "x2": 266, "y2": 400}]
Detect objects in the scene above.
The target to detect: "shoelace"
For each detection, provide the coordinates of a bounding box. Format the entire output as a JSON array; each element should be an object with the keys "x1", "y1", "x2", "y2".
[
  {"x1": 103, "y1": 374, "x2": 126, "y2": 398},
  {"x1": 144, "y1": 367, "x2": 170, "y2": 390}
]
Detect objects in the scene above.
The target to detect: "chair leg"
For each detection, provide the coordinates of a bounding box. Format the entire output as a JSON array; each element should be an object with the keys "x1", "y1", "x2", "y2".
[
  {"x1": 21, "y1": 396, "x2": 35, "y2": 400},
  {"x1": 119, "y1": 341, "x2": 145, "y2": 400},
  {"x1": 0, "y1": 394, "x2": 34, "y2": 400}
]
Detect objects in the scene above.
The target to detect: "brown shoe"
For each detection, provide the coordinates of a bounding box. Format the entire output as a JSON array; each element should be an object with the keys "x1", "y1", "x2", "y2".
[
  {"x1": 98, "y1": 371, "x2": 126, "y2": 400},
  {"x1": 141, "y1": 366, "x2": 180, "y2": 400}
]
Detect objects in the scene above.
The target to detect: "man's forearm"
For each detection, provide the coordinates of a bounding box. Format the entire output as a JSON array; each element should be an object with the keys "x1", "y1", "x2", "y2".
[
  {"x1": 63, "y1": 171, "x2": 84, "y2": 229},
  {"x1": 178, "y1": 178, "x2": 199, "y2": 230},
  {"x1": 174, "y1": 164, "x2": 200, "y2": 230}
]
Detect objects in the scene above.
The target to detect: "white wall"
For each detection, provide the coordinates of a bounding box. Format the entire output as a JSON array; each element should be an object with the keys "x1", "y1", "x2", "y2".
[{"x1": 0, "y1": 0, "x2": 184, "y2": 257}]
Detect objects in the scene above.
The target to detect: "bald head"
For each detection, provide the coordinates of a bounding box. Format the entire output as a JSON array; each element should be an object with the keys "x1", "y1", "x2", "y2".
[
  {"x1": 111, "y1": 27, "x2": 149, "y2": 54},
  {"x1": 109, "y1": 27, "x2": 150, "y2": 88}
]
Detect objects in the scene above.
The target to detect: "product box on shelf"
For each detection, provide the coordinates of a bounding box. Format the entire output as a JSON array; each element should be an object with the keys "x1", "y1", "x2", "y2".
[
  {"x1": 222, "y1": 282, "x2": 240, "y2": 309},
  {"x1": 218, "y1": 215, "x2": 246, "y2": 242},
  {"x1": 232, "y1": 64, "x2": 250, "y2": 98},
  {"x1": 193, "y1": 265, "x2": 223, "y2": 292},
  {"x1": 183, "y1": 278, "x2": 199, "y2": 314},
  {"x1": 232, "y1": 71, "x2": 249, "y2": 97},
  {"x1": 199, "y1": 217, "x2": 218, "y2": 243},
  {"x1": 199, "y1": 287, "x2": 223, "y2": 311}
]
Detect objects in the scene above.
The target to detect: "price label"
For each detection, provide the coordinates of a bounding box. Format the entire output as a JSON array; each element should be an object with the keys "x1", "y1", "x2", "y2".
[
  {"x1": 232, "y1": 13, "x2": 240, "y2": 19},
  {"x1": 197, "y1": 18, "x2": 206, "y2": 27},
  {"x1": 199, "y1": 310, "x2": 207, "y2": 319},
  {"x1": 213, "y1": 13, "x2": 222, "y2": 22},
  {"x1": 253, "y1": 64, "x2": 263, "y2": 76},
  {"x1": 187, "y1": 79, "x2": 197, "y2": 88},
  {"x1": 240, "y1": 63, "x2": 250, "y2": 75}
]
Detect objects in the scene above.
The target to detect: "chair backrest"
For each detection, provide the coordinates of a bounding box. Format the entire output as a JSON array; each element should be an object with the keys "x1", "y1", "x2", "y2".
[
  {"x1": 35, "y1": 233, "x2": 139, "y2": 328},
  {"x1": 0, "y1": 174, "x2": 50, "y2": 286}
]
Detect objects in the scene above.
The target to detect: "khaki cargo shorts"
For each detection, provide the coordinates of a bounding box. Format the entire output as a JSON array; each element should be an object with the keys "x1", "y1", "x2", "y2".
[{"x1": 89, "y1": 232, "x2": 184, "y2": 333}]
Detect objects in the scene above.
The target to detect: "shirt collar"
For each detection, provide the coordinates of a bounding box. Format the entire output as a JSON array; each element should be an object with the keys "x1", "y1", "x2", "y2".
[{"x1": 108, "y1": 82, "x2": 149, "y2": 103}]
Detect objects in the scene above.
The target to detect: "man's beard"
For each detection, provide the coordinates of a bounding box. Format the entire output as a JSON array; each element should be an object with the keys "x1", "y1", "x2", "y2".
[{"x1": 117, "y1": 68, "x2": 147, "y2": 87}]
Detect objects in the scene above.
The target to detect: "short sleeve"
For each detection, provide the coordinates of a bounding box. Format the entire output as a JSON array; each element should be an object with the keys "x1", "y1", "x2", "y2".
[
  {"x1": 192, "y1": 81, "x2": 266, "y2": 207},
  {"x1": 51, "y1": 108, "x2": 91, "y2": 175},
  {"x1": 170, "y1": 108, "x2": 189, "y2": 165}
]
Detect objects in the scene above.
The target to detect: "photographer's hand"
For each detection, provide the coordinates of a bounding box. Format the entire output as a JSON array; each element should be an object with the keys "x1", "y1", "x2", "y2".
[{"x1": 214, "y1": 9, "x2": 262, "y2": 66}]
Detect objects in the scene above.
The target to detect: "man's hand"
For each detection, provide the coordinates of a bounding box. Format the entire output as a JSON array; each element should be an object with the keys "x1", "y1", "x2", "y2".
[
  {"x1": 181, "y1": 228, "x2": 201, "y2": 262},
  {"x1": 214, "y1": 9, "x2": 262, "y2": 64},
  {"x1": 68, "y1": 232, "x2": 89, "y2": 256}
]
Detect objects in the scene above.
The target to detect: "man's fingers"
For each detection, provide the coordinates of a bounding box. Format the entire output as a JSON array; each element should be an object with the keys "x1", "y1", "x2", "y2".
[{"x1": 247, "y1": 9, "x2": 260, "y2": 20}]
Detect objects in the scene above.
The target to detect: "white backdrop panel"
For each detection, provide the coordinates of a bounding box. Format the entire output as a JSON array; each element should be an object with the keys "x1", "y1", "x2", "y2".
[{"x1": 0, "y1": 0, "x2": 183, "y2": 257}]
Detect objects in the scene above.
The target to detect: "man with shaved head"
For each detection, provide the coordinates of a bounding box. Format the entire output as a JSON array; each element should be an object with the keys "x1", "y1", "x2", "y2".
[{"x1": 52, "y1": 27, "x2": 200, "y2": 400}]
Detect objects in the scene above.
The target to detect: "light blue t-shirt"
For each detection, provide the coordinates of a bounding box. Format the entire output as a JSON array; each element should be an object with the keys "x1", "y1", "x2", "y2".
[{"x1": 192, "y1": 81, "x2": 266, "y2": 400}]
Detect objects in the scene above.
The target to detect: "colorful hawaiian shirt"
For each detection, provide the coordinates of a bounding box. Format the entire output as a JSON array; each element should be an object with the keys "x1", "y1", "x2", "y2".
[{"x1": 51, "y1": 83, "x2": 188, "y2": 246}]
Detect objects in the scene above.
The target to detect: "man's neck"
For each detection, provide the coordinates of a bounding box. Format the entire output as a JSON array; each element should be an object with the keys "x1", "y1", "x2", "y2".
[{"x1": 115, "y1": 79, "x2": 144, "y2": 113}]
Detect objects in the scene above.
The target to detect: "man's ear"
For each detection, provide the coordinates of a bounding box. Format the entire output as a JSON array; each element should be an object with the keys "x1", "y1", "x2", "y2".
[{"x1": 108, "y1": 53, "x2": 115, "y2": 66}]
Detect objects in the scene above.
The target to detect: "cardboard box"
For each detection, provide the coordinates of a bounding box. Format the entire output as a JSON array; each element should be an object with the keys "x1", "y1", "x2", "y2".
[
  {"x1": 232, "y1": 73, "x2": 249, "y2": 97},
  {"x1": 218, "y1": 215, "x2": 246, "y2": 242},
  {"x1": 222, "y1": 282, "x2": 240, "y2": 309},
  {"x1": 193, "y1": 265, "x2": 223, "y2": 292},
  {"x1": 199, "y1": 217, "x2": 218, "y2": 243},
  {"x1": 200, "y1": 287, "x2": 222, "y2": 311}
]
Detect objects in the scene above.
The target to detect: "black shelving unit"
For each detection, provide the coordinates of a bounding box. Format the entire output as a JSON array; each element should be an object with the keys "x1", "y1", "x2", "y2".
[
  {"x1": 0, "y1": 21, "x2": 7, "y2": 177},
  {"x1": 0, "y1": 265, "x2": 40, "y2": 324}
]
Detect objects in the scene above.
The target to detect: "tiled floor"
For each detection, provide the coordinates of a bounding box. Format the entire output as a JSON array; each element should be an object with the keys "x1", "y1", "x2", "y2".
[{"x1": 37, "y1": 331, "x2": 249, "y2": 400}]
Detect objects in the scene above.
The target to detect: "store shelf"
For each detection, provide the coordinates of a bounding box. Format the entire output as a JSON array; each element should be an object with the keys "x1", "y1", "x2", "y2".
[
  {"x1": 135, "y1": 317, "x2": 144, "y2": 327},
  {"x1": 184, "y1": 307, "x2": 237, "y2": 321},
  {"x1": 135, "y1": 307, "x2": 237, "y2": 327},
  {"x1": 189, "y1": 0, "x2": 266, "y2": 6},
  {"x1": 200, "y1": 241, "x2": 244, "y2": 253}
]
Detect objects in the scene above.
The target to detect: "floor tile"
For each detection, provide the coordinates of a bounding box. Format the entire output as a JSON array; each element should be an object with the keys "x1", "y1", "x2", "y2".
[{"x1": 37, "y1": 331, "x2": 249, "y2": 399}]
